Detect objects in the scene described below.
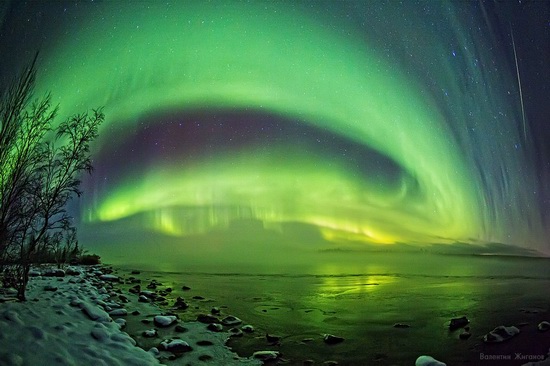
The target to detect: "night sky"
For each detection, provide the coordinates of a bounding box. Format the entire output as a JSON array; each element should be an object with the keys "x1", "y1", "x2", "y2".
[{"x1": 1, "y1": 1, "x2": 549, "y2": 257}]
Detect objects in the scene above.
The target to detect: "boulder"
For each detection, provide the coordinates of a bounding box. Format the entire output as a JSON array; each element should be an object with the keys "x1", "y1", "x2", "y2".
[
  {"x1": 43, "y1": 269, "x2": 65, "y2": 277},
  {"x1": 207, "y1": 323, "x2": 223, "y2": 332},
  {"x1": 197, "y1": 314, "x2": 219, "y2": 324},
  {"x1": 253, "y1": 351, "x2": 280, "y2": 361},
  {"x1": 538, "y1": 321, "x2": 550, "y2": 331},
  {"x1": 483, "y1": 325, "x2": 519, "y2": 343},
  {"x1": 159, "y1": 339, "x2": 192, "y2": 353},
  {"x1": 99, "y1": 274, "x2": 119, "y2": 282},
  {"x1": 449, "y1": 316, "x2": 469, "y2": 330},
  {"x1": 241, "y1": 324, "x2": 254, "y2": 333},
  {"x1": 153, "y1": 315, "x2": 177, "y2": 327},
  {"x1": 221, "y1": 315, "x2": 242, "y2": 326},
  {"x1": 109, "y1": 309, "x2": 127, "y2": 316},
  {"x1": 415, "y1": 355, "x2": 446, "y2": 366},
  {"x1": 229, "y1": 327, "x2": 243, "y2": 337},
  {"x1": 80, "y1": 302, "x2": 111, "y2": 322},
  {"x1": 142, "y1": 329, "x2": 158, "y2": 338},
  {"x1": 323, "y1": 334, "x2": 344, "y2": 344}
]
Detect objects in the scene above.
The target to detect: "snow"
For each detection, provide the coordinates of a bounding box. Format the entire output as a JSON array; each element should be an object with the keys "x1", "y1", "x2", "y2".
[
  {"x1": 153, "y1": 315, "x2": 177, "y2": 327},
  {"x1": 415, "y1": 355, "x2": 447, "y2": 366},
  {"x1": 0, "y1": 270, "x2": 158, "y2": 366},
  {"x1": 0, "y1": 265, "x2": 261, "y2": 366}
]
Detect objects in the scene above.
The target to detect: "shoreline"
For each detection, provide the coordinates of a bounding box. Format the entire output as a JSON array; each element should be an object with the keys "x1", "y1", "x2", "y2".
[
  {"x1": 2, "y1": 263, "x2": 550, "y2": 365},
  {"x1": 0, "y1": 264, "x2": 262, "y2": 366}
]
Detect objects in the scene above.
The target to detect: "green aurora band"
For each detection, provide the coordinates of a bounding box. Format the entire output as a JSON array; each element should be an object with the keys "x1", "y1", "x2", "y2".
[{"x1": 33, "y1": 1, "x2": 543, "y2": 251}]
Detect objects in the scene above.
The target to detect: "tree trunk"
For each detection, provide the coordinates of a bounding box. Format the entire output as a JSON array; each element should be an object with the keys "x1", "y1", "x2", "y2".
[{"x1": 16, "y1": 263, "x2": 29, "y2": 301}]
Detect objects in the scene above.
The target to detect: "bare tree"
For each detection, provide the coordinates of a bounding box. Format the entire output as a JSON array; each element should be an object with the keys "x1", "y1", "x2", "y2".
[{"x1": 0, "y1": 54, "x2": 103, "y2": 300}]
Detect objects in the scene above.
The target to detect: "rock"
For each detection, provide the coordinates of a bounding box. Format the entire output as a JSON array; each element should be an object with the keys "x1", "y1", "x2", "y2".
[
  {"x1": 142, "y1": 329, "x2": 158, "y2": 338},
  {"x1": 80, "y1": 302, "x2": 111, "y2": 322},
  {"x1": 207, "y1": 323, "x2": 223, "y2": 332},
  {"x1": 229, "y1": 327, "x2": 243, "y2": 337},
  {"x1": 153, "y1": 315, "x2": 177, "y2": 327},
  {"x1": 393, "y1": 323, "x2": 410, "y2": 328},
  {"x1": 91, "y1": 326, "x2": 109, "y2": 341},
  {"x1": 222, "y1": 315, "x2": 242, "y2": 326},
  {"x1": 241, "y1": 324, "x2": 254, "y2": 333},
  {"x1": 323, "y1": 334, "x2": 344, "y2": 344},
  {"x1": 138, "y1": 295, "x2": 149, "y2": 303},
  {"x1": 115, "y1": 318, "x2": 126, "y2": 329},
  {"x1": 323, "y1": 362, "x2": 339, "y2": 366},
  {"x1": 131, "y1": 270, "x2": 141, "y2": 275},
  {"x1": 211, "y1": 307, "x2": 220, "y2": 315},
  {"x1": 483, "y1": 325, "x2": 520, "y2": 343},
  {"x1": 303, "y1": 360, "x2": 315, "y2": 366},
  {"x1": 181, "y1": 285, "x2": 191, "y2": 291},
  {"x1": 175, "y1": 325, "x2": 187, "y2": 333},
  {"x1": 302, "y1": 338, "x2": 314, "y2": 343},
  {"x1": 449, "y1": 316, "x2": 469, "y2": 331},
  {"x1": 160, "y1": 339, "x2": 192, "y2": 353},
  {"x1": 131, "y1": 310, "x2": 140, "y2": 316},
  {"x1": 28, "y1": 269, "x2": 41, "y2": 277},
  {"x1": 109, "y1": 309, "x2": 128, "y2": 316},
  {"x1": 193, "y1": 295, "x2": 205, "y2": 300},
  {"x1": 44, "y1": 285, "x2": 58, "y2": 292},
  {"x1": 173, "y1": 297, "x2": 189, "y2": 310},
  {"x1": 99, "y1": 274, "x2": 119, "y2": 282},
  {"x1": 43, "y1": 268, "x2": 65, "y2": 277},
  {"x1": 66, "y1": 267, "x2": 82, "y2": 276},
  {"x1": 459, "y1": 331, "x2": 471, "y2": 340},
  {"x1": 139, "y1": 290, "x2": 156, "y2": 298},
  {"x1": 129, "y1": 285, "x2": 141, "y2": 294},
  {"x1": 112, "y1": 332, "x2": 136, "y2": 346},
  {"x1": 266, "y1": 333, "x2": 281, "y2": 344},
  {"x1": 118, "y1": 295, "x2": 129, "y2": 303},
  {"x1": 199, "y1": 355, "x2": 213, "y2": 361},
  {"x1": 253, "y1": 351, "x2": 280, "y2": 360},
  {"x1": 197, "y1": 340, "x2": 214, "y2": 346},
  {"x1": 197, "y1": 314, "x2": 219, "y2": 324},
  {"x1": 415, "y1": 355, "x2": 446, "y2": 366},
  {"x1": 538, "y1": 321, "x2": 550, "y2": 331},
  {"x1": 4, "y1": 288, "x2": 18, "y2": 296}
]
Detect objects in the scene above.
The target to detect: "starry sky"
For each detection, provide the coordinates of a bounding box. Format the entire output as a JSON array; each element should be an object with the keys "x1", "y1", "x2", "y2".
[{"x1": 1, "y1": 1, "x2": 549, "y2": 258}]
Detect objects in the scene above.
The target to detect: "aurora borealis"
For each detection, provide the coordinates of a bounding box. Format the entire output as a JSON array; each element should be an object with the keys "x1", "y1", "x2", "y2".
[{"x1": 1, "y1": 1, "x2": 549, "y2": 257}]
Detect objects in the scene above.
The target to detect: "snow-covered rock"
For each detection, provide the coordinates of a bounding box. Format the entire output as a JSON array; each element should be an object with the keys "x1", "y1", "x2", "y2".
[
  {"x1": 109, "y1": 308, "x2": 128, "y2": 316},
  {"x1": 159, "y1": 339, "x2": 192, "y2": 353},
  {"x1": 242, "y1": 324, "x2": 255, "y2": 333},
  {"x1": 0, "y1": 265, "x2": 262, "y2": 366},
  {"x1": 323, "y1": 334, "x2": 345, "y2": 344},
  {"x1": 416, "y1": 355, "x2": 447, "y2": 366},
  {"x1": 99, "y1": 274, "x2": 119, "y2": 282},
  {"x1": 43, "y1": 268, "x2": 65, "y2": 277},
  {"x1": 142, "y1": 329, "x2": 158, "y2": 338},
  {"x1": 222, "y1": 315, "x2": 242, "y2": 326},
  {"x1": 80, "y1": 301, "x2": 111, "y2": 322},
  {"x1": 253, "y1": 351, "x2": 280, "y2": 360},
  {"x1": 28, "y1": 269, "x2": 41, "y2": 277},
  {"x1": 0, "y1": 267, "x2": 160, "y2": 366},
  {"x1": 153, "y1": 315, "x2": 177, "y2": 327},
  {"x1": 538, "y1": 321, "x2": 550, "y2": 332},
  {"x1": 207, "y1": 323, "x2": 223, "y2": 332}
]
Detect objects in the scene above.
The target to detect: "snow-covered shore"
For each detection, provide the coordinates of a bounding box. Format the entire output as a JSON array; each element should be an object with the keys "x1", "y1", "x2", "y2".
[{"x1": 0, "y1": 265, "x2": 261, "y2": 366}]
